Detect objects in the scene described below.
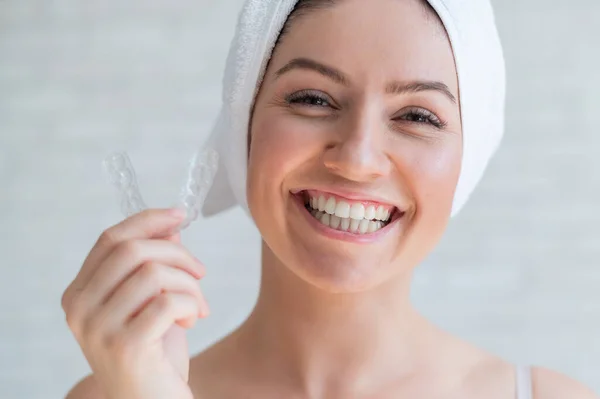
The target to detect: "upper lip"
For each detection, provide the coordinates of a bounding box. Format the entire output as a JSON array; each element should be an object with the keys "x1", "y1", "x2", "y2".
[{"x1": 292, "y1": 187, "x2": 405, "y2": 212}]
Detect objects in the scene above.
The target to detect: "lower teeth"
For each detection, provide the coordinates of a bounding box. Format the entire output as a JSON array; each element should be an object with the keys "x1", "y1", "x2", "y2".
[{"x1": 306, "y1": 206, "x2": 388, "y2": 234}]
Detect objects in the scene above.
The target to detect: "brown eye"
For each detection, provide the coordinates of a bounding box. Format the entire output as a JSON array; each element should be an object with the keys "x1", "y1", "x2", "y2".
[{"x1": 395, "y1": 108, "x2": 447, "y2": 129}]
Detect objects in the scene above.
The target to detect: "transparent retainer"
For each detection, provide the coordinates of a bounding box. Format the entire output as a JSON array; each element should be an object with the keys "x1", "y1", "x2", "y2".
[
  {"x1": 102, "y1": 147, "x2": 219, "y2": 232},
  {"x1": 176, "y1": 147, "x2": 219, "y2": 230}
]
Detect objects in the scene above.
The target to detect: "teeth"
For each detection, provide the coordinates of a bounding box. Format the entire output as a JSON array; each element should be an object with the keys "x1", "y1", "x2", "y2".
[
  {"x1": 310, "y1": 208, "x2": 387, "y2": 235},
  {"x1": 340, "y1": 218, "x2": 350, "y2": 231},
  {"x1": 324, "y1": 197, "x2": 336, "y2": 214},
  {"x1": 375, "y1": 205, "x2": 385, "y2": 220},
  {"x1": 317, "y1": 196, "x2": 326, "y2": 212},
  {"x1": 358, "y1": 219, "x2": 370, "y2": 234},
  {"x1": 349, "y1": 203, "x2": 365, "y2": 220},
  {"x1": 306, "y1": 193, "x2": 395, "y2": 234},
  {"x1": 367, "y1": 220, "x2": 380, "y2": 233},
  {"x1": 365, "y1": 205, "x2": 376, "y2": 220},
  {"x1": 349, "y1": 218, "x2": 360, "y2": 233},
  {"x1": 334, "y1": 201, "x2": 351, "y2": 218},
  {"x1": 329, "y1": 215, "x2": 341, "y2": 229}
]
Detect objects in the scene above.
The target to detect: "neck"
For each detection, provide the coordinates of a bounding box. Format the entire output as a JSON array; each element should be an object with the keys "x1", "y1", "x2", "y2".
[{"x1": 237, "y1": 241, "x2": 439, "y2": 396}]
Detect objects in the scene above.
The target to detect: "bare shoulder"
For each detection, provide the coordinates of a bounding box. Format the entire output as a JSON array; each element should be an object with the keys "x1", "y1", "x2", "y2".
[
  {"x1": 533, "y1": 367, "x2": 598, "y2": 399},
  {"x1": 64, "y1": 375, "x2": 104, "y2": 399}
]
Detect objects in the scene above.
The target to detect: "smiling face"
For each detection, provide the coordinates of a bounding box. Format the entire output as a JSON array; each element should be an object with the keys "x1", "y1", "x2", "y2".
[{"x1": 246, "y1": 0, "x2": 462, "y2": 293}]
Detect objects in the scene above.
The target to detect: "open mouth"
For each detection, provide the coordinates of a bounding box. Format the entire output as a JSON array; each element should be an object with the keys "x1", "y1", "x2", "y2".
[{"x1": 296, "y1": 190, "x2": 401, "y2": 235}]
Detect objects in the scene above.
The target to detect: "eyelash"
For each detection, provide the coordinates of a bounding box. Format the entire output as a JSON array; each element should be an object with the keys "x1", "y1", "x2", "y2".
[
  {"x1": 287, "y1": 91, "x2": 333, "y2": 108},
  {"x1": 286, "y1": 91, "x2": 447, "y2": 129}
]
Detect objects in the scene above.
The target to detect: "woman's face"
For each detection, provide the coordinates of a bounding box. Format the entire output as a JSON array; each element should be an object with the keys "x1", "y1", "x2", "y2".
[{"x1": 247, "y1": 0, "x2": 462, "y2": 293}]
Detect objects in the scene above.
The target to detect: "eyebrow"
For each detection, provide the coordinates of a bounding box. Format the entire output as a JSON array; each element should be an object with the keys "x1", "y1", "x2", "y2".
[{"x1": 274, "y1": 57, "x2": 457, "y2": 104}]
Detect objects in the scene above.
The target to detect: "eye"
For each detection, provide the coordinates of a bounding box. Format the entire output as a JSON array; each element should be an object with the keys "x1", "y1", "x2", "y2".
[
  {"x1": 286, "y1": 90, "x2": 333, "y2": 108},
  {"x1": 395, "y1": 108, "x2": 447, "y2": 129}
]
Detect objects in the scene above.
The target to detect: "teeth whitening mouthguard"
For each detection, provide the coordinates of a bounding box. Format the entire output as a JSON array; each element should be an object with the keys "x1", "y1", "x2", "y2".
[{"x1": 102, "y1": 147, "x2": 219, "y2": 231}]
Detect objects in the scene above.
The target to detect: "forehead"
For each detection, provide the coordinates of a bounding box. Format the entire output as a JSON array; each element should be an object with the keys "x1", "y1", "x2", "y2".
[{"x1": 270, "y1": 0, "x2": 458, "y2": 93}]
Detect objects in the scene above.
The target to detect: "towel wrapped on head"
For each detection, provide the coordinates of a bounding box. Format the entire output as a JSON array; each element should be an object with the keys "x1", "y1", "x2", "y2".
[{"x1": 200, "y1": 0, "x2": 506, "y2": 219}]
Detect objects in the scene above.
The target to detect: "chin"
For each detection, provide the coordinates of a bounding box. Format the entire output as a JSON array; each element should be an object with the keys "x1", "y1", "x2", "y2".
[{"x1": 287, "y1": 249, "x2": 397, "y2": 293}]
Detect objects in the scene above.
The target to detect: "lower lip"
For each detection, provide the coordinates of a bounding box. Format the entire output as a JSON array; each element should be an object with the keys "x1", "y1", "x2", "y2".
[{"x1": 292, "y1": 195, "x2": 401, "y2": 244}]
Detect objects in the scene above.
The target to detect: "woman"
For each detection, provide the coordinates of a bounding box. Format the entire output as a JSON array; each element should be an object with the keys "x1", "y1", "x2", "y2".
[{"x1": 62, "y1": 0, "x2": 598, "y2": 397}]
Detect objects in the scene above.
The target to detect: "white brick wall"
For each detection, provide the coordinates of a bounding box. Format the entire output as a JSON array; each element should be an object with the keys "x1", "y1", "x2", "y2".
[{"x1": 1, "y1": 1, "x2": 598, "y2": 397}]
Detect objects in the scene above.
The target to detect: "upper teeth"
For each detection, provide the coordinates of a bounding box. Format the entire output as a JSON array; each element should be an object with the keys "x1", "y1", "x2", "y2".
[{"x1": 309, "y1": 195, "x2": 391, "y2": 221}]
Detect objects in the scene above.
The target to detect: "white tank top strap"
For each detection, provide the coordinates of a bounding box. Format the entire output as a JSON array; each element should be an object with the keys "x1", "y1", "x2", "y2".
[{"x1": 515, "y1": 365, "x2": 533, "y2": 399}]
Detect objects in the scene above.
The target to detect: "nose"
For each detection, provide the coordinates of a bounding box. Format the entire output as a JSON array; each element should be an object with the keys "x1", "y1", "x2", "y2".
[{"x1": 322, "y1": 112, "x2": 392, "y2": 183}]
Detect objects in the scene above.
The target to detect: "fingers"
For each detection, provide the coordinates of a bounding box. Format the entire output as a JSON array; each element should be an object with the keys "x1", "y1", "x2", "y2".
[
  {"x1": 126, "y1": 293, "x2": 201, "y2": 343},
  {"x1": 63, "y1": 209, "x2": 186, "y2": 311},
  {"x1": 84, "y1": 209, "x2": 186, "y2": 285},
  {"x1": 96, "y1": 262, "x2": 209, "y2": 334},
  {"x1": 73, "y1": 239, "x2": 205, "y2": 316},
  {"x1": 165, "y1": 233, "x2": 181, "y2": 244}
]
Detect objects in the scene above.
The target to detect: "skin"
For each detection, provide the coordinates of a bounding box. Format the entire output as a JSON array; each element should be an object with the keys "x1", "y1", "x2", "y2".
[{"x1": 64, "y1": 0, "x2": 598, "y2": 398}]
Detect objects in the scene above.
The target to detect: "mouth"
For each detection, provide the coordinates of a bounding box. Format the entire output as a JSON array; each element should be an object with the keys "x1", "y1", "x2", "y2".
[{"x1": 294, "y1": 189, "x2": 403, "y2": 235}]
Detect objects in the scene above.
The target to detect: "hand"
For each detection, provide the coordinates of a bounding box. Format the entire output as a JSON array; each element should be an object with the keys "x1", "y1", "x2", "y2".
[{"x1": 62, "y1": 208, "x2": 209, "y2": 399}]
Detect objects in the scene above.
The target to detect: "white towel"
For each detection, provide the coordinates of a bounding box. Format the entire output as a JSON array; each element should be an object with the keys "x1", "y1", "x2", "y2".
[{"x1": 200, "y1": 0, "x2": 506, "y2": 218}]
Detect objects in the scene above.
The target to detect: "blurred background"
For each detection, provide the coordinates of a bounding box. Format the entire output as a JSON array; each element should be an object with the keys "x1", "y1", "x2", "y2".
[{"x1": 1, "y1": 0, "x2": 599, "y2": 397}]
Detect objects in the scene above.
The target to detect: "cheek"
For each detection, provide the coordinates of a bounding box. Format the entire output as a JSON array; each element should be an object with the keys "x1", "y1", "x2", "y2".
[
  {"x1": 249, "y1": 115, "x2": 300, "y2": 184},
  {"x1": 246, "y1": 112, "x2": 322, "y2": 214},
  {"x1": 249, "y1": 110, "x2": 328, "y2": 175},
  {"x1": 250, "y1": 118, "x2": 296, "y2": 170},
  {"x1": 397, "y1": 138, "x2": 462, "y2": 212}
]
